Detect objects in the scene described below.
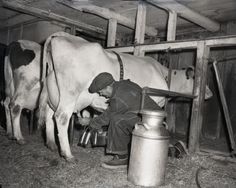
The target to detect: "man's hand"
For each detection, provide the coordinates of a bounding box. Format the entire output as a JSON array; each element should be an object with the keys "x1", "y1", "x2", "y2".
[{"x1": 78, "y1": 117, "x2": 91, "y2": 126}]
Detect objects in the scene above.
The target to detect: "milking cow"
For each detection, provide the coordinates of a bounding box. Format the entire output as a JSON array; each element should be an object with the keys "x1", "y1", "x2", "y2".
[
  {"x1": 39, "y1": 32, "x2": 212, "y2": 161},
  {"x1": 4, "y1": 40, "x2": 42, "y2": 144}
]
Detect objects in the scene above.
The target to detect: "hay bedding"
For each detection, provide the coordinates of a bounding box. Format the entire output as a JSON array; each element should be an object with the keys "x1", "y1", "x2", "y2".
[{"x1": 0, "y1": 125, "x2": 235, "y2": 188}]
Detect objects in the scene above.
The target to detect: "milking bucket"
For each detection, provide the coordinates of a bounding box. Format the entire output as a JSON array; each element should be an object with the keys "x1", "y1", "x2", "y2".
[{"x1": 128, "y1": 110, "x2": 169, "y2": 187}]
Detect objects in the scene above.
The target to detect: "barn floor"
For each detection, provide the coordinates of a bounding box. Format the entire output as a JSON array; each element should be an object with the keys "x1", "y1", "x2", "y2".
[{"x1": 0, "y1": 118, "x2": 236, "y2": 188}]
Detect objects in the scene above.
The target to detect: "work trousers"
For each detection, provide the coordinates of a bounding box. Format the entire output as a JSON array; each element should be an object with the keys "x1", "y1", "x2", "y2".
[{"x1": 106, "y1": 112, "x2": 140, "y2": 155}]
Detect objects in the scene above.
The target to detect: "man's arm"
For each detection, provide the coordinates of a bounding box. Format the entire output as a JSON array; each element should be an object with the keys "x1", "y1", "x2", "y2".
[{"x1": 90, "y1": 97, "x2": 129, "y2": 129}]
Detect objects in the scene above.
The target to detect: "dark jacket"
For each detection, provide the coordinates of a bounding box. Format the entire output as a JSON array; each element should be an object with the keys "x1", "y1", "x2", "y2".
[{"x1": 90, "y1": 79, "x2": 161, "y2": 127}]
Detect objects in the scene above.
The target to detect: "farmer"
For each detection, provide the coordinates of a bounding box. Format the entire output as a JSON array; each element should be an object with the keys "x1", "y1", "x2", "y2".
[{"x1": 87, "y1": 72, "x2": 162, "y2": 169}]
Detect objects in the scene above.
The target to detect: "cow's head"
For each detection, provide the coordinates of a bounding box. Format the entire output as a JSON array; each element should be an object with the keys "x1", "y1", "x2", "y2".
[{"x1": 170, "y1": 66, "x2": 213, "y2": 100}]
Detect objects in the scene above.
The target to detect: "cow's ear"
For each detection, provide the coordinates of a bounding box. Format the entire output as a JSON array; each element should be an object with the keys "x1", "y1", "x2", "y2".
[{"x1": 186, "y1": 66, "x2": 195, "y2": 79}]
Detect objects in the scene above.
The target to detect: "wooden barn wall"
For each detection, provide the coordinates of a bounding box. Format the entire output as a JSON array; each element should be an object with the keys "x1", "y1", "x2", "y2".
[
  {"x1": 164, "y1": 21, "x2": 236, "y2": 142},
  {"x1": 0, "y1": 21, "x2": 67, "y2": 45},
  {"x1": 202, "y1": 21, "x2": 236, "y2": 141}
]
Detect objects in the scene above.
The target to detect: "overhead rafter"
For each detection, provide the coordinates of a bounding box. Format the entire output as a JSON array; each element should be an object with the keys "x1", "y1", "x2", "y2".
[
  {"x1": 58, "y1": 0, "x2": 158, "y2": 37},
  {"x1": 146, "y1": 0, "x2": 220, "y2": 32},
  {"x1": 2, "y1": 0, "x2": 106, "y2": 34}
]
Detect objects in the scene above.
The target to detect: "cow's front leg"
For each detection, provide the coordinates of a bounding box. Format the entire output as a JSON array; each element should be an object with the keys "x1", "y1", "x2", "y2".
[
  {"x1": 10, "y1": 103, "x2": 25, "y2": 144},
  {"x1": 45, "y1": 104, "x2": 57, "y2": 151},
  {"x1": 54, "y1": 107, "x2": 74, "y2": 162},
  {"x1": 4, "y1": 97, "x2": 13, "y2": 139}
]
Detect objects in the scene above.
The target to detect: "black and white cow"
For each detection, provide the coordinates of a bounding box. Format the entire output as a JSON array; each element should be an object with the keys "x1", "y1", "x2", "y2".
[
  {"x1": 38, "y1": 32, "x2": 212, "y2": 161},
  {"x1": 4, "y1": 40, "x2": 42, "y2": 144}
]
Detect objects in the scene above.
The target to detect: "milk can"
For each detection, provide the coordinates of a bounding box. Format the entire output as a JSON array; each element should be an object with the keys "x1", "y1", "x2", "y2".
[{"x1": 128, "y1": 109, "x2": 169, "y2": 187}]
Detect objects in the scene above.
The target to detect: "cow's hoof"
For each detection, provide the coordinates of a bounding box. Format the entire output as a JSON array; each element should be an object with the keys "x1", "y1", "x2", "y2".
[
  {"x1": 65, "y1": 156, "x2": 75, "y2": 163},
  {"x1": 47, "y1": 142, "x2": 57, "y2": 152},
  {"x1": 61, "y1": 153, "x2": 75, "y2": 163},
  {"x1": 17, "y1": 139, "x2": 26, "y2": 145}
]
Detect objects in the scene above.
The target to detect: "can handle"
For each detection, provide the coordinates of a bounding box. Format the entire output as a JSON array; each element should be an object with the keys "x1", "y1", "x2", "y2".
[
  {"x1": 135, "y1": 122, "x2": 150, "y2": 130},
  {"x1": 163, "y1": 121, "x2": 168, "y2": 129}
]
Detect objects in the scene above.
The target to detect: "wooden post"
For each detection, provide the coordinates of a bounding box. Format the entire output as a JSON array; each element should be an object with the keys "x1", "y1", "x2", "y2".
[
  {"x1": 189, "y1": 41, "x2": 209, "y2": 153},
  {"x1": 167, "y1": 11, "x2": 177, "y2": 41},
  {"x1": 107, "y1": 18, "x2": 117, "y2": 47},
  {"x1": 134, "y1": 1, "x2": 146, "y2": 57},
  {"x1": 146, "y1": 0, "x2": 220, "y2": 32},
  {"x1": 165, "y1": 10, "x2": 177, "y2": 133},
  {"x1": 58, "y1": 0, "x2": 158, "y2": 36}
]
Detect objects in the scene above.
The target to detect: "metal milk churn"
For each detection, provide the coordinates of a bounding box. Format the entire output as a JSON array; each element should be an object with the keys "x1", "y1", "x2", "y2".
[{"x1": 128, "y1": 109, "x2": 169, "y2": 187}]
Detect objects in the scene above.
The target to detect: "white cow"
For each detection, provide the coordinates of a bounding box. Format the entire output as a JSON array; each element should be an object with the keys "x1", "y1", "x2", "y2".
[
  {"x1": 39, "y1": 32, "x2": 212, "y2": 161},
  {"x1": 4, "y1": 40, "x2": 41, "y2": 144}
]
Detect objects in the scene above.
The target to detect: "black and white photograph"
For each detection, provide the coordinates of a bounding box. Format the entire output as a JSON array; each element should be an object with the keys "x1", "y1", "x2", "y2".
[{"x1": 0, "y1": 0, "x2": 236, "y2": 187}]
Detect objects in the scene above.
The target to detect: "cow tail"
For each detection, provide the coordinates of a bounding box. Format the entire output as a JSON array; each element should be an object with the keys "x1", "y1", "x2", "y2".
[
  {"x1": 4, "y1": 49, "x2": 14, "y2": 98},
  {"x1": 42, "y1": 31, "x2": 74, "y2": 80},
  {"x1": 37, "y1": 80, "x2": 48, "y2": 128}
]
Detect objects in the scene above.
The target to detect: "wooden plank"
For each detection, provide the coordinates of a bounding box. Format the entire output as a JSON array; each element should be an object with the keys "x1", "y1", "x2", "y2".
[
  {"x1": 166, "y1": 10, "x2": 177, "y2": 133},
  {"x1": 167, "y1": 10, "x2": 177, "y2": 41},
  {"x1": 206, "y1": 37, "x2": 236, "y2": 47},
  {"x1": 2, "y1": 0, "x2": 106, "y2": 34},
  {"x1": 107, "y1": 46, "x2": 134, "y2": 53},
  {"x1": 146, "y1": 0, "x2": 220, "y2": 32},
  {"x1": 134, "y1": 1, "x2": 146, "y2": 56},
  {"x1": 58, "y1": 0, "x2": 158, "y2": 37},
  {"x1": 189, "y1": 41, "x2": 210, "y2": 153},
  {"x1": 139, "y1": 40, "x2": 198, "y2": 52},
  {"x1": 213, "y1": 61, "x2": 236, "y2": 153},
  {"x1": 134, "y1": 1, "x2": 146, "y2": 45},
  {"x1": 108, "y1": 36, "x2": 236, "y2": 54},
  {"x1": 107, "y1": 18, "x2": 117, "y2": 47}
]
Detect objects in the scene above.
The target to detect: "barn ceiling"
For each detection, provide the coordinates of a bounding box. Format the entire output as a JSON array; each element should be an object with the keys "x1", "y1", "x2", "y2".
[{"x1": 1, "y1": 0, "x2": 236, "y2": 38}]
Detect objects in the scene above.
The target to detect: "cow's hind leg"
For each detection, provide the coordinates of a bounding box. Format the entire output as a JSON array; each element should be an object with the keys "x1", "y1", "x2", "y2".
[
  {"x1": 45, "y1": 104, "x2": 57, "y2": 151},
  {"x1": 54, "y1": 106, "x2": 74, "y2": 161},
  {"x1": 4, "y1": 97, "x2": 13, "y2": 139},
  {"x1": 9, "y1": 102, "x2": 25, "y2": 144}
]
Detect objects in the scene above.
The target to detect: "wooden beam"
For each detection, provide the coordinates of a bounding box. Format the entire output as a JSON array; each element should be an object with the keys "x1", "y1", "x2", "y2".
[
  {"x1": 109, "y1": 35, "x2": 236, "y2": 53},
  {"x1": 107, "y1": 18, "x2": 117, "y2": 47},
  {"x1": 206, "y1": 37, "x2": 236, "y2": 47},
  {"x1": 2, "y1": 0, "x2": 106, "y2": 34},
  {"x1": 134, "y1": 1, "x2": 146, "y2": 56},
  {"x1": 107, "y1": 46, "x2": 134, "y2": 53},
  {"x1": 146, "y1": 0, "x2": 220, "y2": 32},
  {"x1": 58, "y1": 0, "x2": 158, "y2": 37},
  {"x1": 189, "y1": 41, "x2": 210, "y2": 153},
  {"x1": 167, "y1": 10, "x2": 177, "y2": 41},
  {"x1": 139, "y1": 40, "x2": 198, "y2": 52}
]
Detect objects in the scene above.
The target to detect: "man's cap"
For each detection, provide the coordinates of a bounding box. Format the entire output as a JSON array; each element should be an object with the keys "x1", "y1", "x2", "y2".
[{"x1": 89, "y1": 72, "x2": 115, "y2": 93}]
